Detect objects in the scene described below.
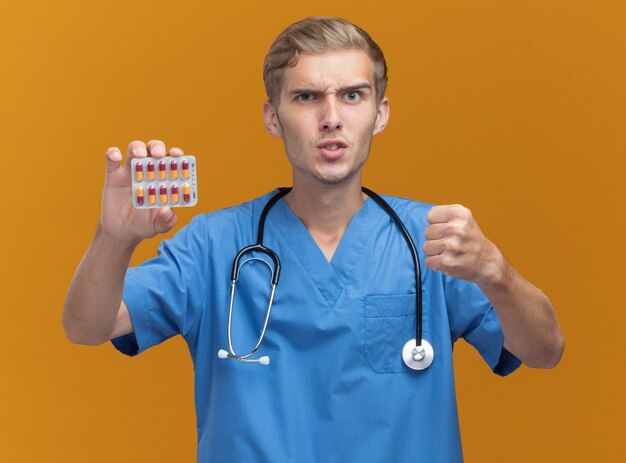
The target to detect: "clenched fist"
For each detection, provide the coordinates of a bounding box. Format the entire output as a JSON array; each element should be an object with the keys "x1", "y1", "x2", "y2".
[{"x1": 423, "y1": 205, "x2": 506, "y2": 286}]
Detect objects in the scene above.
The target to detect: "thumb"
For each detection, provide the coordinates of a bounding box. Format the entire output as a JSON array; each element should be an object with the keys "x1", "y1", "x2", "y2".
[
  {"x1": 105, "y1": 147, "x2": 123, "y2": 174},
  {"x1": 153, "y1": 207, "x2": 177, "y2": 234}
]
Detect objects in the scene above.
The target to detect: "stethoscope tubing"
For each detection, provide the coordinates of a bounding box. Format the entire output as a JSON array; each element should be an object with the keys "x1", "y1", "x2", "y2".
[
  {"x1": 219, "y1": 186, "x2": 431, "y2": 368},
  {"x1": 226, "y1": 274, "x2": 277, "y2": 361},
  {"x1": 222, "y1": 188, "x2": 291, "y2": 362},
  {"x1": 361, "y1": 187, "x2": 423, "y2": 347}
]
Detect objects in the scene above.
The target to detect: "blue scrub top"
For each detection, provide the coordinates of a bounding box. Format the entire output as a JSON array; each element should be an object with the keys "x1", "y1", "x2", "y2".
[{"x1": 112, "y1": 189, "x2": 520, "y2": 462}]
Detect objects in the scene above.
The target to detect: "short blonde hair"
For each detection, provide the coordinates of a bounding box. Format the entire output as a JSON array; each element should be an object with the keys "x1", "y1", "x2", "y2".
[{"x1": 263, "y1": 17, "x2": 388, "y2": 106}]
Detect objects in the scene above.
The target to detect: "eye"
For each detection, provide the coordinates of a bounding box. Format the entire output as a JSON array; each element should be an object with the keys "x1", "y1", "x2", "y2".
[
  {"x1": 345, "y1": 91, "x2": 360, "y2": 101},
  {"x1": 297, "y1": 93, "x2": 313, "y2": 102}
]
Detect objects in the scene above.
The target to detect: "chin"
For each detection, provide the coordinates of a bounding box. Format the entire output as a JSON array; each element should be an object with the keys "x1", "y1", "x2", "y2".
[
  {"x1": 313, "y1": 169, "x2": 360, "y2": 186},
  {"x1": 316, "y1": 176, "x2": 346, "y2": 186}
]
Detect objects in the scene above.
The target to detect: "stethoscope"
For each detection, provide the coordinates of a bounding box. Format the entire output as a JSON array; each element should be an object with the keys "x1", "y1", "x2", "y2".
[{"x1": 217, "y1": 187, "x2": 434, "y2": 371}]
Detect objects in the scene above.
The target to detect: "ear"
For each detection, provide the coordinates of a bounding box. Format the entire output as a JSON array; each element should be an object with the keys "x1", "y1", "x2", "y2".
[
  {"x1": 372, "y1": 97, "x2": 390, "y2": 136},
  {"x1": 263, "y1": 101, "x2": 283, "y2": 138}
]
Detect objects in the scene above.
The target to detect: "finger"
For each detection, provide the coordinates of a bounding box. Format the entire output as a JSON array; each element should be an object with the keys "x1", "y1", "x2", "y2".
[
  {"x1": 147, "y1": 139, "x2": 167, "y2": 158},
  {"x1": 425, "y1": 236, "x2": 463, "y2": 256},
  {"x1": 424, "y1": 255, "x2": 444, "y2": 272},
  {"x1": 153, "y1": 207, "x2": 178, "y2": 235},
  {"x1": 424, "y1": 254, "x2": 456, "y2": 274},
  {"x1": 426, "y1": 222, "x2": 467, "y2": 242},
  {"x1": 424, "y1": 223, "x2": 448, "y2": 240},
  {"x1": 427, "y1": 204, "x2": 467, "y2": 224},
  {"x1": 168, "y1": 146, "x2": 185, "y2": 157},
  {"x1": 422, "y1": 238, "x2": 446, "y2": 257},
  {"x1": 427, "y1": 205, "x2": 453, "y2": 224},
  {"x1": 105, "y1": 147, "x2": 123, "y2": 174},
  {"x1": 127, "y1": 140, "x2": 148, "y2": 161}
]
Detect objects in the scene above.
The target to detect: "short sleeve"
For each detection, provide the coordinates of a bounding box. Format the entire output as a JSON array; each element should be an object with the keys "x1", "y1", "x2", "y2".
[
  {"x1": 445, "y1": 276, "x2": 521, "y2": 376},
  {"x1": 111, "y1": 216, "x2": 208, "y2": 356}
]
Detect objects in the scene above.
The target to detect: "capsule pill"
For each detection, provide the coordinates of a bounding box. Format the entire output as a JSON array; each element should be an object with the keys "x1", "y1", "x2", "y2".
[
  {"x1": 160, "y1": 185, "x2": 168, "y2": 204},
  {"x1": 159, "y1": 161, "x2": 167, "y2": 180},
  {"x1": 171, "y1": 184, "x2": 179, "y2": 204},
  {"x1": 147, "y1": 162, "x2": 155, "y2": 181},
  {"x1": 135, "y1": 163, "x2": 144, "y2": 182},
  {"x1": 170, "y1": 160, "x2": 178, "y2": 180},
  {"x1": 182, "y1": 159, "x2": 189, "y2": 179},
  {"x1": 148, "y1": 185, "x2": 156, "y2": 205},
  {"x1": 136, "y1": 186, "x2": 145, "y2": 205},
  {"x1": 183, "y1": 183, "x2": 191, "y2": 203}
]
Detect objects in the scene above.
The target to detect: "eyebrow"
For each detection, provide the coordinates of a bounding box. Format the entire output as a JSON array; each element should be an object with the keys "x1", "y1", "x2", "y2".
[{"x1": 287, "y1": 82, "x2": 373, "y2": 97}]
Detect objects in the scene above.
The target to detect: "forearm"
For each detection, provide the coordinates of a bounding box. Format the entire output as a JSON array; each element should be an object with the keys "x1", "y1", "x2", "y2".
[
  {"x1": 63, "y1": 226, "x2": 138, "y2": 345},
  {"x1": 478, "y1": 252, "x2": 564, "y2": 368},
  {"x1": 423, "y1": 205, "x2": 564, "y2": 368}
]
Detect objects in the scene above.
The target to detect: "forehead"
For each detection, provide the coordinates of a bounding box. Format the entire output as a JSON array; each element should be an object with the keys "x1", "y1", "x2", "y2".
[{"x1": 281, "y1": 49, "x2": 375, "y2": 93}]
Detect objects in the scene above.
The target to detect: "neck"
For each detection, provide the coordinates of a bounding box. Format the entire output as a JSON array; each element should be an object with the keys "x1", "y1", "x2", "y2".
[{"x1": 284, "y1": 175, "x2": 367, "y2": 260}]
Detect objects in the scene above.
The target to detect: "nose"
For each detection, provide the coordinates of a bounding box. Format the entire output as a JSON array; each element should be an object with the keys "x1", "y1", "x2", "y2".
[{"x1": 319, "y1": 96, "x2": 343, "y2": 132}]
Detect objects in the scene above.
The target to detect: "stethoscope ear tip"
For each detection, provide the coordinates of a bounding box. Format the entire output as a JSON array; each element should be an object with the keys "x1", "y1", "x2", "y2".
[{"x1": 217, "y1": 349, "x2": 270, "y2": 365}]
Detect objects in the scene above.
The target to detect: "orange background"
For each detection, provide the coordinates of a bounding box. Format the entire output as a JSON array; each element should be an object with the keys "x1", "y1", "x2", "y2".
[{"x1": 1, "y1": 1, "x2": 624, "y2": 461}]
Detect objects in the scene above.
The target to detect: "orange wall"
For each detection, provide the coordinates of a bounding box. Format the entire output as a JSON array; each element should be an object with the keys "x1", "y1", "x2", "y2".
[{"x1": 1, "y1": 1, "x2": 624, "y2": 461}]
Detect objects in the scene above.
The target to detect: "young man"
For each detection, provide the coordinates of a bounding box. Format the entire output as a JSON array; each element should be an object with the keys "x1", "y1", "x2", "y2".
[{"x1": 64, "y1": 17, "x2": 564, "y2": 462}]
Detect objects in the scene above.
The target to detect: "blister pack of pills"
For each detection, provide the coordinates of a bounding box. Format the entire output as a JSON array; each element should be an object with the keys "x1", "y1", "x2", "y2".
[{"x1": 131, "y1": 156, "x2": 198, "y2": 208}]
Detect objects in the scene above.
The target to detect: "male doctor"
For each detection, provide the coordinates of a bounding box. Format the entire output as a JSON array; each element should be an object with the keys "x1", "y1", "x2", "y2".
[{"x1": 64, "y1": 16, "x2": 564, "y2": 462}]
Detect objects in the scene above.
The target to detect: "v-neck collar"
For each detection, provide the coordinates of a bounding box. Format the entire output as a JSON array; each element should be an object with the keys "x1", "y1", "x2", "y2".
[{"x1": 267, "y1": 195, "x2": 386, "y2": 309}]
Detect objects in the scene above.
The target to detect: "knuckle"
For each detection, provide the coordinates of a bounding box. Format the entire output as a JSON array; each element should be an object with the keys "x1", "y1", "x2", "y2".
[
  {"x1": 445, "y1": 223, "x2": 458, "y2": 235},
  {"x1": 424, "y1": 256, "x2": 440, "y2": 271},
  {"x1": 441, "y1": 240, "x2": 450, "y2": 253},
  {"x1": 437, "y1": 256, "x2": 450, "y2": 272},
  {"x1": 459, "y1": 206, "x2": 472, "y2": 220},
  {"x1": 445, "y1": 239, "x2": 458, "y2": 253},
  {"x1": 451, "y1": 223, "x2": 467, "y2": 240},
  {"x1": 451, "y1": 204, "x2": 469, "y2": 219},
  {"x1": 441, "y1": 256, "x2": 456, "y2": 271}
]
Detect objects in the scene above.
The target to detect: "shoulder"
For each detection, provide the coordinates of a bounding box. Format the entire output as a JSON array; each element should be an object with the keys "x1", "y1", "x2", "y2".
[
  {"x1": 376, "y1": 192, "x2": 436, "y2": 230},
  {"x1": 185, "y1": 189, "x2": 281, "y2": 236}
]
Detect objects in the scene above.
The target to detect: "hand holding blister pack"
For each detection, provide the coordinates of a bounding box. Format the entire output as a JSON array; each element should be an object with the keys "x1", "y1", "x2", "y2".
[{"x1": 131, "y1": 156, "x2": 198, "y2": 208}]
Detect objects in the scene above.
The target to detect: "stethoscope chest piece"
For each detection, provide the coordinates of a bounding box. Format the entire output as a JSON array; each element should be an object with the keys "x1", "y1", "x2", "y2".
[{"x1": 402, "y1": 339, "x2": 434, "y2": 371}]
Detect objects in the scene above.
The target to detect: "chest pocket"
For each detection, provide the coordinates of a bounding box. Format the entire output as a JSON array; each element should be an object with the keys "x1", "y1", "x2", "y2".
[{"x1": 362, "y1": 294, "x2": 427, "y2": 374}]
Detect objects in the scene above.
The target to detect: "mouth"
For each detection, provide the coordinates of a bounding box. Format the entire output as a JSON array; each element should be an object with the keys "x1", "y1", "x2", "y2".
[
  {"x1": 317, "y1": 140, "x2": 348, "y2": 159},
  {"x1": 317, "y1": 140, "x2": 348, "y2": 150}
]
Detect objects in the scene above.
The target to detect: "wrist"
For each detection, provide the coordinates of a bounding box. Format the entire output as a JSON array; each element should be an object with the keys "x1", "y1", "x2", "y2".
[
  {"x1": 94, "y1": 224, "x2": 141, "y2": 253},
  {"x1": 475, "y1": 241, "x2": 510, "y2": 290}
]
